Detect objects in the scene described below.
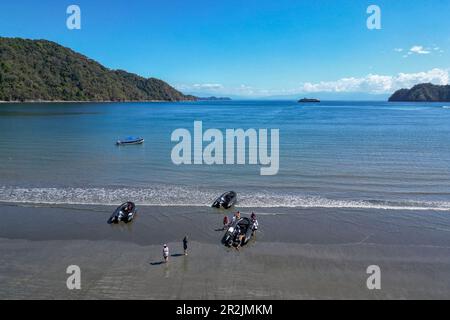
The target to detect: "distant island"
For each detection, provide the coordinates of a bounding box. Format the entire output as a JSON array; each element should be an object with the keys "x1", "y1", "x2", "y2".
[
  {"x1": 0, "y1": 37, "x2": 196, "y2": 102},
  {"x1": 197, "y1": 96, "x2": 232, "y2": 101},
  {"x1": 389, "y1": 83, "x2": 450, "y2": 102},
  {"x1": 298, "y1": 98, "x2": 320, "y2": 103}
]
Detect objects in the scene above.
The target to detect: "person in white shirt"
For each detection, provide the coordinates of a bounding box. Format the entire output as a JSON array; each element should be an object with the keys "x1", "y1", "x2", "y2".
[
  {"x1": 251, "y1": 212, "x2": 259, "y2": 236},
  {"x1": 163, "y1": 244, "x2": 169, "y2": 263},
  {"x1": 230, "y1": 211, "x2": 240, "y2": 225}
]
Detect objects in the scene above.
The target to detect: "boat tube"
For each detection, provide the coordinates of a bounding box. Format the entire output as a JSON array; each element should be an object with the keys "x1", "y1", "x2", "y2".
[
  {"x1": 212, "y1": 191, "x2": 237, "y2": 209},
  {"x1": 108, "y1": 202, "x2": 137, "y2": 224},
  {"x1": 116, "y1": 136, "x2": 144, "y2": 145},
  {"x1": 221, "y1": 217, "x2": 255, "y2": 248}
]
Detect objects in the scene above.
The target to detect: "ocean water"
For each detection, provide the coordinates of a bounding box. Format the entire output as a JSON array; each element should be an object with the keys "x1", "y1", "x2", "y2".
[{"x1": 1, "y1": 101, "x2": 450, "y2": 210}]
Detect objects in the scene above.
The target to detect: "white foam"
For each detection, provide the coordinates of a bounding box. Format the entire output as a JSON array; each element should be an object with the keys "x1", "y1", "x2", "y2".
[{"x1": 1, "y1": 186, "x2": 450, "y2": 211}]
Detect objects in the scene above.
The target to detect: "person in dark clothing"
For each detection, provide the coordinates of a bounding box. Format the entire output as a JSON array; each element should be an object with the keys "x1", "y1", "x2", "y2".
[
  {"x1": 183, "y1": 236, "x2": 188, "y2": 256},
  {"x1": 251, "y1": 212, "x2": 259, "y2": 236},
  {"x1": 223, "y1": 216, "x2": 229, "y2": 230}
]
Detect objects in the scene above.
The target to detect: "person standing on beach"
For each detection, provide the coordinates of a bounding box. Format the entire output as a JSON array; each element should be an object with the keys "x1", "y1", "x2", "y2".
[
  {"x1": 230, "y1": 211, "x2": 240, "y2": 225},
  {"x1": 223, "y1": 215, "x2": 229, "y2": 229},
  {"x1": 163, "y1": 244, "x2": 169, "y2": 263},
  {"x1": 251, "y1": 212, "x2": 259, "y2": 236},
  {"x1": 183, "y1": 236, "x2": 188, "y2": 256}
]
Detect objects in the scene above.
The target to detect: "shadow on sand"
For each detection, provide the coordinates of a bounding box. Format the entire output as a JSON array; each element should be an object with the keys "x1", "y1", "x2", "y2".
[{"x1": 149, "y1": 253, "x2": 185, "y2": 266}]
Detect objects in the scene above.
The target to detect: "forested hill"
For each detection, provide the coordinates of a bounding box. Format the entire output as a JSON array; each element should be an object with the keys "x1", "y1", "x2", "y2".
[
  {"x1": 0, "y1": 37, "x2": 196, "y2": 102},
  {"x1": 389, "y1": 83, "x2": 450, "y2": 102}
]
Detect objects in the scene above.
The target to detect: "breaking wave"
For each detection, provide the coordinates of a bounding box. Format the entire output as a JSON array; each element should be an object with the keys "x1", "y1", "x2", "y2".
[{"x1": 1, "y1": 186, "x2": 450, "y2": 211}]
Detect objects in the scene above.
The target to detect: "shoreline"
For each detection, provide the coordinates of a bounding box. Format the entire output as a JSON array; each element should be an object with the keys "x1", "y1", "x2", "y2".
[
  {"x1": 1, "y1": 203, "x2": 450, "y2": 299},
  {"x1": 0, "y1": 100, "x2": 195, "y2": 104},
  {"x1": 2, "y1": 100, "x2": 449, "y2": 104}
]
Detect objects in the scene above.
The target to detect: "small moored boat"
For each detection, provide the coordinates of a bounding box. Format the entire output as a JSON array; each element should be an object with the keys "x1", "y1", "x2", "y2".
[{"x1": 116, "y1": 136, "x2": 144, "y2": 145}]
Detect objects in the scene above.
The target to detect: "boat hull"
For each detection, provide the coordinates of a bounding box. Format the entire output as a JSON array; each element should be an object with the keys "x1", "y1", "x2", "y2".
[{"x1": 116, "y1": 138, "x2": 144, "y2": 145}]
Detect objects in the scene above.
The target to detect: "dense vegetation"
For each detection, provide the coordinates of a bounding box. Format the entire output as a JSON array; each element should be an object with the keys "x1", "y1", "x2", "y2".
[
  {"x1": 0, "y1": 37, "x2": 196, "y2": 102},
  {"x1": 389, "y1": 83, "x2": 450, "y2": 102}
]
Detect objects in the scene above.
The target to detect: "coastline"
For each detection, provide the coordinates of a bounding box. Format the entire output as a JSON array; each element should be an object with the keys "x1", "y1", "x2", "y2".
[
  {"x1": 2, "y1": 100, "x2": 449, "y2": 104},
  {"x1": 0, "y1": 100, "x2": 194, "y2": 104},
  {"x1": 1, "y1": 203, "x2": 450, "y2": 299}
]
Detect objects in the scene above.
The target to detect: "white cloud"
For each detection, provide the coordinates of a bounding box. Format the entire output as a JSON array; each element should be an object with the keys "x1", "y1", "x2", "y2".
[
  {"x1": 175, "y1": 83, "x2": 224, "y2": 91},
  {"x1": 176, "y1": 69, "x2": 449, "y2": 97},
  {"x1": 192, "y1": 83, "x2": 224, "y2": 90},
  {"x1": 409, "y1": 45, "x2": 431, "y2": 55},
  {"x1": 300, "y1": 68, "x2": 449, "y2": 94},
  {"x1": 175, "y1": 83, "x2": 262, "y2": 97},
  {"x1": 396, "y1": 45, "x2": 444, "y2": 58}
]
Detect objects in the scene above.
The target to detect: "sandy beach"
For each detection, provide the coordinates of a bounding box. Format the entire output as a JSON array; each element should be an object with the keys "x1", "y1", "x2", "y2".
[{"x1": 1, "y1": 203, "x2": 449, "y2": 300}]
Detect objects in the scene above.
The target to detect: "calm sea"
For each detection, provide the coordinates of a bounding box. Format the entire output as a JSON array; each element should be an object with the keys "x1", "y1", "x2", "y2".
[{"x1": 1, "y1": 100, "x2": 450, "y2": 210}]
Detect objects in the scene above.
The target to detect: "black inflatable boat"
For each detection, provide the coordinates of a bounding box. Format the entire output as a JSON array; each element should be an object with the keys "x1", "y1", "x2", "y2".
[
  {"x1": 221, "y1": 217, "x2": 254, "y2": 248},
  {"x1": 212, "y1": 191, "x2": 237, "y2": 209},
  {"x1": 108, "y1": 202, "x2": 137, "y2": 224}
]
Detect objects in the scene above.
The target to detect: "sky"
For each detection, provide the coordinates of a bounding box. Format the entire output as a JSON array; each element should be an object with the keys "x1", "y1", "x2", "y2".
[{"x1": 0, "y1": 0, "x2": 449, "y2": 99}]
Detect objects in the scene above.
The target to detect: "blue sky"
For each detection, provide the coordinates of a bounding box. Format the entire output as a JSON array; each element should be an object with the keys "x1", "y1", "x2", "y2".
[{"x1": 1, "y1": 0, "x2": 449, "y2": 98}]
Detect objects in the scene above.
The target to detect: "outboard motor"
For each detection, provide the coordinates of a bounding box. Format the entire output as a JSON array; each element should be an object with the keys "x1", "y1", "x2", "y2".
[{"x1": 221, "y1": 225, "x2": 238, "y2": 247}]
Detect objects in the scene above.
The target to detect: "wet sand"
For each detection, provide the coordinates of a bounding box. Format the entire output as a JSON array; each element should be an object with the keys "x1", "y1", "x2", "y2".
[{"x1": 0, "y1": 203, "x2": 450, "y2": 299}]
